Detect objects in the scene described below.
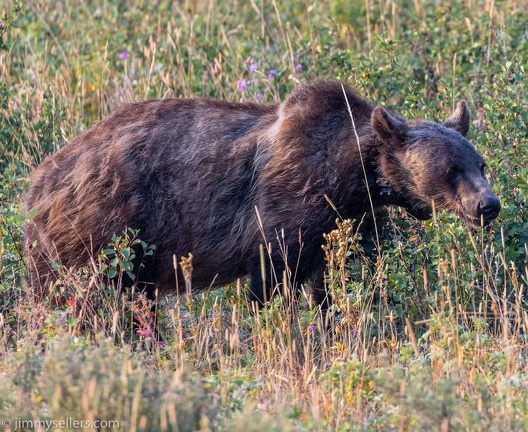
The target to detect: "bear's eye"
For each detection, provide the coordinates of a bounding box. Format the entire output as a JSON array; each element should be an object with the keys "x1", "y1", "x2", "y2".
[
  {"x1": 479, "y1": 162, "x2": 486, "y2": 175},
  {"x1": 446, "y1": 165, "x2": 461, "y2": 177}
]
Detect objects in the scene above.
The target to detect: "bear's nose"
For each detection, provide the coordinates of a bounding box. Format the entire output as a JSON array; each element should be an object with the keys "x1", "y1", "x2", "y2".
[{"x1": 477, "y1": 196, "x2": 501, "y2": 221}]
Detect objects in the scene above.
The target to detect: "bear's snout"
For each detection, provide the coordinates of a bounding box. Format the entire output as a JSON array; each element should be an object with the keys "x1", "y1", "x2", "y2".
[
  {"x1": 477, "y1": 195, "x2": 501, "y2": 223},
  {"x1": 461, "y1": 189, "x2": 501, "y2": 228}
]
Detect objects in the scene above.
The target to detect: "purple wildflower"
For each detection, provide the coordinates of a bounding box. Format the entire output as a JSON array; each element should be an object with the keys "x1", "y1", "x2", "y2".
[
  {"x1": 249, "y1": 64, "x2": 258, "y2": 73},
  {"x1": 309, "y1": 324, "x2": 317, "y2": 333},
  {"x1": 295, "y1": 64, "x2": 303, "y2": 71},
  {"x1": 352, "y1": 328, "x2": 358, "y2": 337},
  {"x1": 255, "y1": 93, "x2": 264, "y2": 100},
  {"x1": 118, "y1": 50, "x2": 129, "y2": 60},
  {"x1": 55, "y1": 312, "x2": 67, "y2": 326},
  {"x1": 268, "y1": 69, "x2": 277, "y2": 80},
  {"x1": 237, "y1": 79, "x2": 248, "y2": 91}
]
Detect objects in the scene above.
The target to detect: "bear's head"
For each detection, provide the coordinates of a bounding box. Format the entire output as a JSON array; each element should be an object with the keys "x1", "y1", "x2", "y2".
[{"x1": 372, "y1": 102, "x2": 501, "y2": 228}]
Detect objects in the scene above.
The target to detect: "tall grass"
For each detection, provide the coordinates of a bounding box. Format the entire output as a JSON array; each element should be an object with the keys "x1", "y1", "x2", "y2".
[{"x1": 1, "y1": 0, "x2": 527, "y2": 430}]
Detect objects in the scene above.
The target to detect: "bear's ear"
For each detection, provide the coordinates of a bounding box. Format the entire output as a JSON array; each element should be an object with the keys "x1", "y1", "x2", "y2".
[
  {"x1": 371, "y1": 106, "x2": 409, "y2": 148},
  {"x1": 443, "y1": 100, "x2": 470, "y2": 137}
]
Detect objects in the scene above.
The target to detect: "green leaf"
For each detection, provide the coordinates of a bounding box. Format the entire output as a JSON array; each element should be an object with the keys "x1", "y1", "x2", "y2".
[{"x1": 28, "y1": 208, "x2": 40, "y2": 220}]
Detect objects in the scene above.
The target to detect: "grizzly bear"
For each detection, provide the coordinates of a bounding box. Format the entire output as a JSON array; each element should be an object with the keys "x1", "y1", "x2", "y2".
[{"x1": 26, "y1": 81, "x2": 500, "y2": 310}]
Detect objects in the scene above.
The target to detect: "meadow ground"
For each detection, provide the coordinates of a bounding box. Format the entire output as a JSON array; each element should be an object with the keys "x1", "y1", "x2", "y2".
[{"x1": 1, "y1": 0, "x2": 527, "y2": 430}]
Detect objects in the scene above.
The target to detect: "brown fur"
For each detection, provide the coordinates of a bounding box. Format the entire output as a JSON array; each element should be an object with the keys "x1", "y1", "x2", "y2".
[{"x1": 26, "y1": 81, "x2": 500, "y2": 309}]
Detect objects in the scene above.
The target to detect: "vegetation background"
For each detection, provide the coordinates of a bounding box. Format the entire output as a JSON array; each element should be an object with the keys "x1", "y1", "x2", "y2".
[{"x1": 1, "y1": 0, "x2": 527, "y2": 430}]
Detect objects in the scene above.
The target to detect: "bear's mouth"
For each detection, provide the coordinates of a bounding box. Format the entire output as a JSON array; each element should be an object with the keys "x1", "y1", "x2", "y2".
[
  {"x1": 460, "y1": 212, "x2": 495, "y2": 229},
  {"x1": 456, "y1": 194, "x2": 500, "y2": 229}
]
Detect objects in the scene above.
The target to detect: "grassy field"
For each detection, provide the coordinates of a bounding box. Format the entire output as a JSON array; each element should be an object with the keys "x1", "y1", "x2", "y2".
[{"x1": 1, "y1": 0, "x2": 528, "y2": 430}]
